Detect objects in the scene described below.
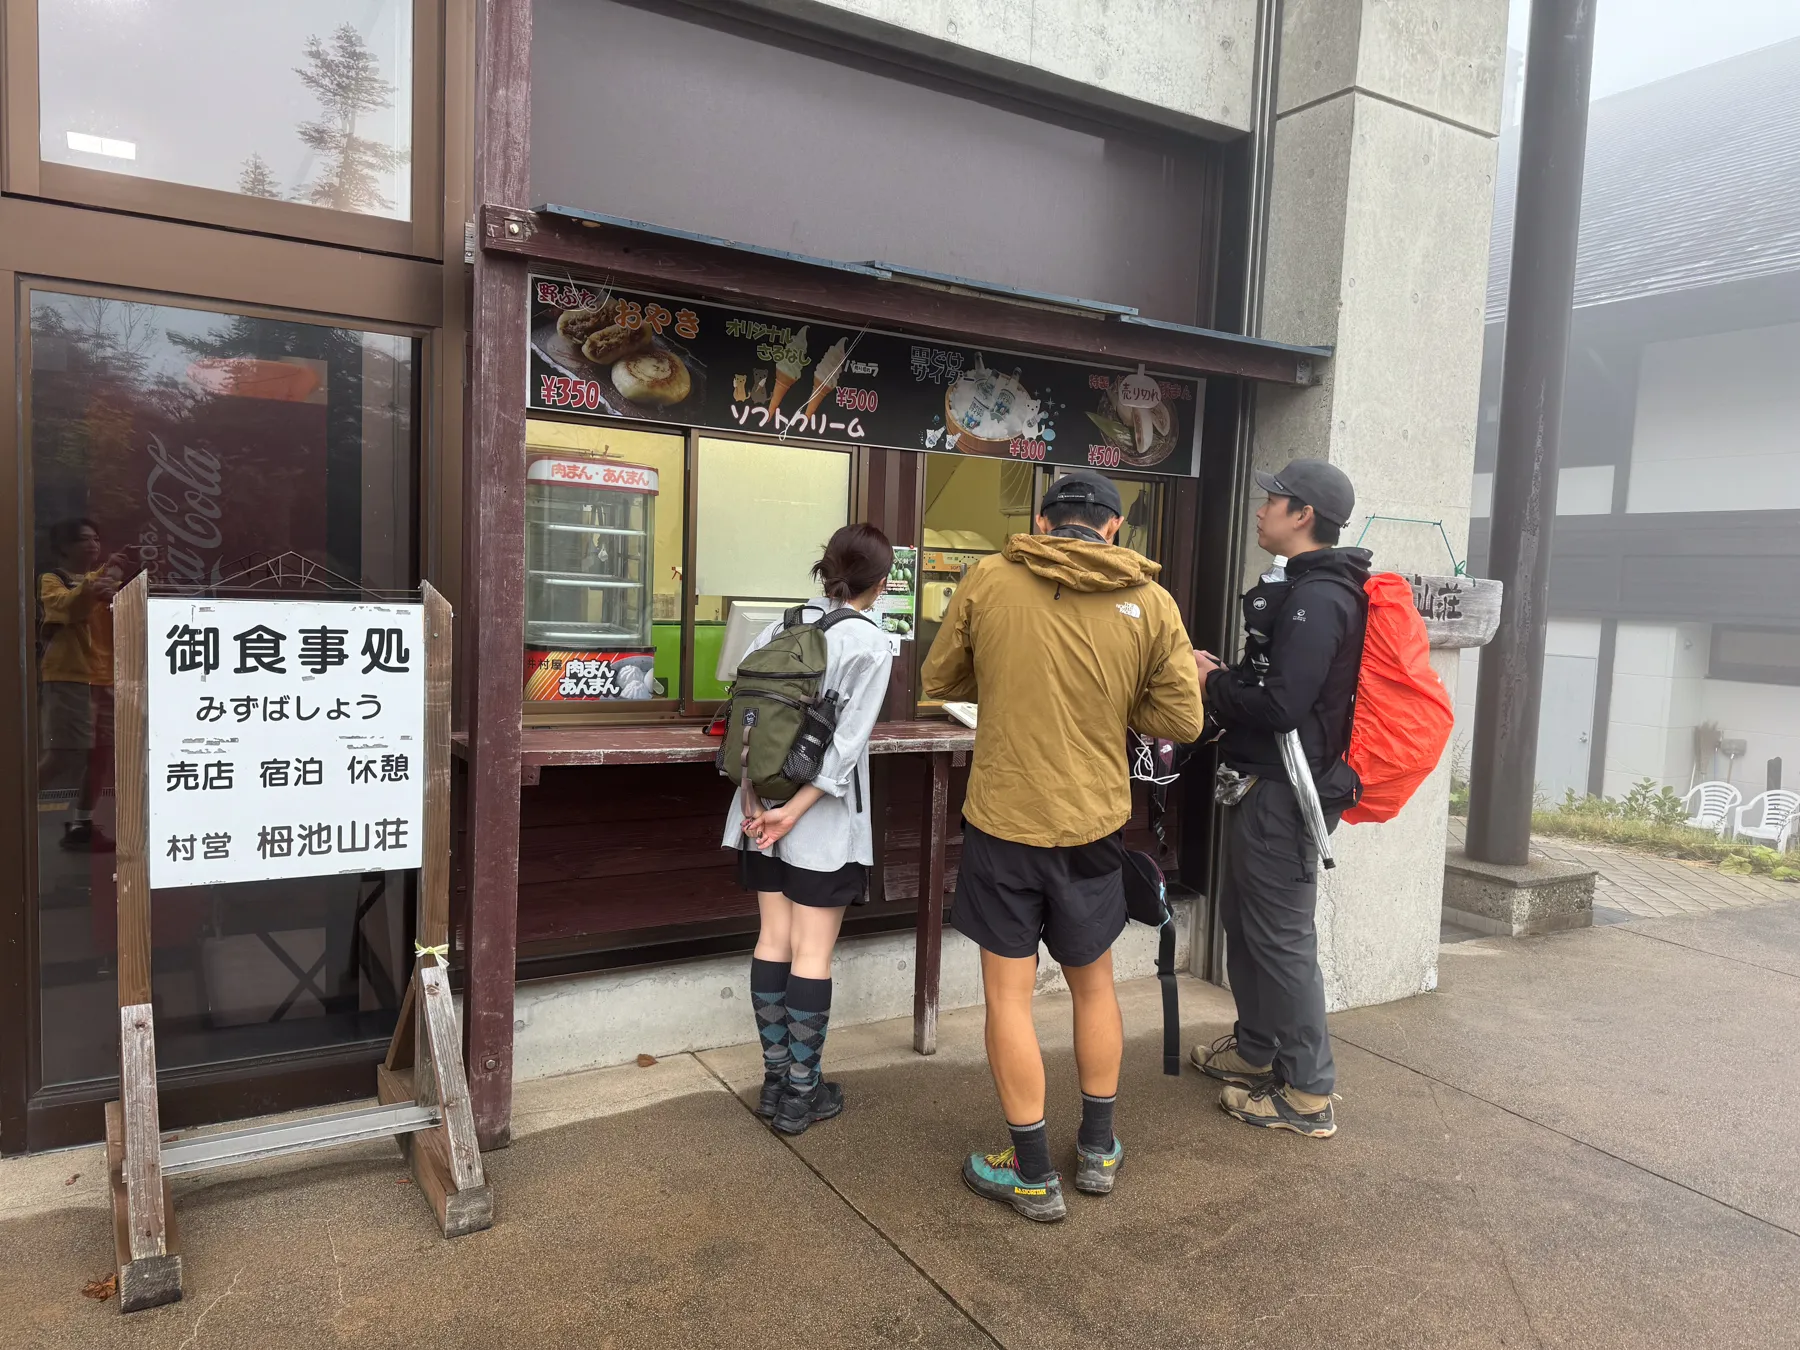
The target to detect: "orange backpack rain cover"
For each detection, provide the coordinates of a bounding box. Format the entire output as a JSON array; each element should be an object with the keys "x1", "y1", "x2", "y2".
[{"x1": 1342, "y1": 573, "x2": 1455, "y2": 824}]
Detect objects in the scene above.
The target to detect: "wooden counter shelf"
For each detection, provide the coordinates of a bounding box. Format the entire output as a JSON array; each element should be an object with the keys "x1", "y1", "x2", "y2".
[
  {"x1": 453, "y1": 719, "x2": 973, "y2": 777},
  {"x1": 452, "y1": 718, "x2": 972, "y2": 1055}
]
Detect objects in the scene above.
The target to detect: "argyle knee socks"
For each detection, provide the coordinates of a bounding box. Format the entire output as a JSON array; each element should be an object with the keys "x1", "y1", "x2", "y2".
[
  {"x1": 750, "y1": 958, "x2": 791, "y2": 1079},
  {"x1": 785, "y1": 975, "x2": 832, "y2": 1093}
]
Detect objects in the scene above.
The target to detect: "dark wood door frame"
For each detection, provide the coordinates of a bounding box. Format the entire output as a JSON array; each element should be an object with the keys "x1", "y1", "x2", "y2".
[
  {"x1": 459, "y1": 0, "x2": 533, "y2": 1152},
  {"x1": 0, "y1": 2, "x2": 477, "y2": 1157}
]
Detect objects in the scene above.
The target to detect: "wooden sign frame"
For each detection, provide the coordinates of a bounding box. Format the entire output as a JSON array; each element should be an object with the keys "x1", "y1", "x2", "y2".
[{"x1": 107, "y1": 576, "x2": 489, "y2": 1313}]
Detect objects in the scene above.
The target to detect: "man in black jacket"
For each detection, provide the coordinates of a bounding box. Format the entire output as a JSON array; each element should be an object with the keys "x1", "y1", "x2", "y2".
[{"x1": 1194, "y1": 459, "x2": 1369, "y2": 1138}]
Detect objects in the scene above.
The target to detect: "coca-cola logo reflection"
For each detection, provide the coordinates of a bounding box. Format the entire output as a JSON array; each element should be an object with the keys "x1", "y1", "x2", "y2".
[{"x1": 140, "y1": 433, "x2": 226, "y2": 593}]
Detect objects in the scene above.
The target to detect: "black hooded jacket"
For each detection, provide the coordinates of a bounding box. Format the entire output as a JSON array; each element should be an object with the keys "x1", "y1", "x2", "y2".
[{"x1": 1205, "y1": 547, "x2": 1372, "y2": 793}]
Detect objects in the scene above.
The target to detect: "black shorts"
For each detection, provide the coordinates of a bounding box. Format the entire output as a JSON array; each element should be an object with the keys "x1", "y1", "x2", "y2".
[
  {"x1": 738, "y1": 848, "x2": 867, "y2": 909},
  {"x1": 951, "y1": 822, "x2": 1127, "y2": 968}
]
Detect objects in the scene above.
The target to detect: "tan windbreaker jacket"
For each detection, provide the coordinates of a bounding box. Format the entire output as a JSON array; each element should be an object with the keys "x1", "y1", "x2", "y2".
[{"x1": 921, "y1": 533, "x2": 1205, "y2": 848}]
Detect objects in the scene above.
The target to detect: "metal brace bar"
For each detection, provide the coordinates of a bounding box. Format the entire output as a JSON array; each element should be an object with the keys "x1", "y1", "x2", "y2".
[{"x1": 159, "y1": 1103, "x2": 441, "y2": 1177}]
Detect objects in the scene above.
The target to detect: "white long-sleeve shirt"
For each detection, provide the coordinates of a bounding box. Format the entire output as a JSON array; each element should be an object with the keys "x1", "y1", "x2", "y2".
[{"x1": 719, "y1": 599, "x2": 894, "y2": 871}]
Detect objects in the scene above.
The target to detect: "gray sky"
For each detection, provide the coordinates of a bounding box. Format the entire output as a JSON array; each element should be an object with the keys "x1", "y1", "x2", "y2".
[{"x1": 1509, "y1": 0, "x2": 1800, "y2": 99}]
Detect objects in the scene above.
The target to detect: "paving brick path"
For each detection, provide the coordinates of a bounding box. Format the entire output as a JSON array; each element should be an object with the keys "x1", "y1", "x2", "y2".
[{"x1": 1445, "y1": 817, "x2": 1797, "y2": 920}]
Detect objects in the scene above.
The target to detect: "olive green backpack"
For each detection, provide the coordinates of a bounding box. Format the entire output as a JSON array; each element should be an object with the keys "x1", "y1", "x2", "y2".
[{"x1": 719, "y1": 604, "x2": 876, "y2": 807}]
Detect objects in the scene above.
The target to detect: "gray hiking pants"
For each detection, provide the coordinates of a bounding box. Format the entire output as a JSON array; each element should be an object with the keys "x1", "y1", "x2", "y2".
[{"x1": 1220, "y1": 777, "x2": 1337, "y2": 1096}]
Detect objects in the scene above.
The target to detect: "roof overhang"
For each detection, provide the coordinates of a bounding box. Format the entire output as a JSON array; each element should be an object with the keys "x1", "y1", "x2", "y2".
[{"x1": 477, "y1": 204, "x2": 1329, "y2": 386}]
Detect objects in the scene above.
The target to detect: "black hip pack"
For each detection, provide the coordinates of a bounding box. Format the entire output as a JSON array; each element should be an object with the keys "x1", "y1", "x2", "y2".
[{"x1": 1122, "y1": 849, "x2": 1180, "y2": 1076}]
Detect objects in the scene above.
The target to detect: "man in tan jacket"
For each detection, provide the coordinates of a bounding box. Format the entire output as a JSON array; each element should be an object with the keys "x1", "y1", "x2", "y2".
[{"x1": 922, "y1": 469, "x2": 1204, "y2": 1222}]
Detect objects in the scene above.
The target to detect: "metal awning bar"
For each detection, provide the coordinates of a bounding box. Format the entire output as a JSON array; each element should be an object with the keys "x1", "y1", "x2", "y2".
[
  {"x1": 1117, "y1": 312, "x2": 1332, "y2": 360},
  {"x1": 539, "y1": 205, "x2": 894, "y2": 280},
  {"x1": 158, "y1": 1102, "x2": 441, "y2": 1176},
  {"x1": 865, "y1": 260, "x2": 1140, "y2": 317}
]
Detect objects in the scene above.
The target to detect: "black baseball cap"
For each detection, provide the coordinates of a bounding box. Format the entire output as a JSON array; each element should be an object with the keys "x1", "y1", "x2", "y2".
[
  {"x1": 1040, "y1": 469, "x2": 1123, "y2": 518},
  {"x1": 1254, "y1": 459, "x2": 1355, "y2": 528}
]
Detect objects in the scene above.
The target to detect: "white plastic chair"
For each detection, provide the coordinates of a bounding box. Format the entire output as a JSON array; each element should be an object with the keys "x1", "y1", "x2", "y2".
[
  {"x1": 1732, "y1": 790, "x2": 1800, "y2": 850},
  {"x1": 1682, "y1": 781, "x2": 1742, "y2": 836}
]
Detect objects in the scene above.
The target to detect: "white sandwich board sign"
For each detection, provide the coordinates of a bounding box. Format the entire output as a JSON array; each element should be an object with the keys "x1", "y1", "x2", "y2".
[{"x1": 147, "y1": 597, "x2": 425, "y2": 889}]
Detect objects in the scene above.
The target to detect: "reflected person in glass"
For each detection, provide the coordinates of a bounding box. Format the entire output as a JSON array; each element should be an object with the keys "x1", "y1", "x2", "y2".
[
  {"x1": 37, "y1": 519, "x2": 127, "y2": 852},
  {"x1": 721, "y1": 524, "x2": 896, "y2": 1136}
]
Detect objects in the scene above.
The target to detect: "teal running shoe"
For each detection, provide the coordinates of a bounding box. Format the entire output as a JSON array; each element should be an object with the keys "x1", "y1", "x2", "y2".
[
  {"x1": 961, "y1": 1145, "x2": 1066, "y2": 1223},
  {"x1": 1074, "y1": 1137, "x2": 1124, "y2": 1195}
]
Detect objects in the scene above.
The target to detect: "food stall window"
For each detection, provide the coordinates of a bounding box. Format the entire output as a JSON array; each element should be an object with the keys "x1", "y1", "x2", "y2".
[
  {"x1": 1115, "y1": 477, "x2": 1166, "y2": 560},
  {"x1": 917, "y1": 456, "x2": 1037, "y2": 683},
  {"x1": 693, "y1": 436, "x2": 852, "y2": 702},
  {"x1": 916, "y1": 457, "x2": 1166, "y2": 708},
  {"x1": 523, "y1": 421, "x2": 686, "y2": 711}
]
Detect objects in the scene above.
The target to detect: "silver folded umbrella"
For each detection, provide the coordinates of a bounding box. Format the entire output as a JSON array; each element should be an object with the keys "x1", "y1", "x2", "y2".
[{"x1": 1279, "y1": 729, "x2": 1336, "y2": 870}]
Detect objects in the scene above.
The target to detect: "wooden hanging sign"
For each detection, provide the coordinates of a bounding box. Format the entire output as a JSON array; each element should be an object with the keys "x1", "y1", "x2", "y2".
[
  {"x1": 1410, "y1": 573, "x2": 1503, "y2": 650},
  {"x1": 107, "y1": 575, "x2": 487, "y2": 1314}
]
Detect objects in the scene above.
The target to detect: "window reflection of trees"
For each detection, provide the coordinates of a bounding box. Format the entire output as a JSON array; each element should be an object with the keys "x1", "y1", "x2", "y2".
[{"x1": 29, "y1": 296, "x2": 415, "y2": 590}]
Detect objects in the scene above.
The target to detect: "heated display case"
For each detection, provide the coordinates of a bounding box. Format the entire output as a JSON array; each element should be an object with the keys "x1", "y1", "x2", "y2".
[{"x1": 523, "y1": 455, "x2": 661, "y2": 701}]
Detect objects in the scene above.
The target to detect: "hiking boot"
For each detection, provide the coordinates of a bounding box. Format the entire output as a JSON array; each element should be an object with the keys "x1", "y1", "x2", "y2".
[
  {"x1": 60, "y1": 821, "x2": 114, "y2": 853},
  {"x1": 754, "y1": 1070, "x2": 786, "y2": 1119},
  {"x1": 1191, "y1": 1034, "x2": 1274, "y2": 1090},
  {"x1": 1219, "y1": 1082, "x2": 1337, "y2": 1138},
  {"x1": 771, "y1": 1080, "x2": 844, "y2": 1136},
  {"x1": 961, "y1": 1145, "x2": 1066, "y2": 1223},
  {"x1": 1073, "y1": 1137, "x2": 1124, "y2": 1196}
]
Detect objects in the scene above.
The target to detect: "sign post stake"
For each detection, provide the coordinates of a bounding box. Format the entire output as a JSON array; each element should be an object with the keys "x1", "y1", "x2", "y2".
[
  {"x1": 377, "y1": 583, "x2": 492, "y2": 1234},
  {"x1": 109, "y1": 573, "x2": 184, "y2": 1312},
  {"x1": 106, "y1": 577, "x2": 488, "y2": 1313}
]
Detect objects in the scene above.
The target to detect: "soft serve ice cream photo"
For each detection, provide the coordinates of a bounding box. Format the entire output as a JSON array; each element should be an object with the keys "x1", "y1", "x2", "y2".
[
  {"x1": 766, "y1": 326, "x2": 809, "y2": 419},
  {"x1": 803, "y1": 336, "x2": 850, "y2": 418}
]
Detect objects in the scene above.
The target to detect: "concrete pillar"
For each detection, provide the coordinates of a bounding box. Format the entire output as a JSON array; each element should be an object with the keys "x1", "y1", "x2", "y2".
[{"x1": 1254, "y1": 0, "x2": 1509, "y2": 1008}]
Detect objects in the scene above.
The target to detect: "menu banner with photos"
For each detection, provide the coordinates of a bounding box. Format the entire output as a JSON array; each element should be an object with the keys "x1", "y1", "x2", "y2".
[
  {"x1": 527, "y1": 274, "x2": 1203, "y2": 477},
  {"x1": 147, "y1": 597, "x2": 426, "y2": 889}
]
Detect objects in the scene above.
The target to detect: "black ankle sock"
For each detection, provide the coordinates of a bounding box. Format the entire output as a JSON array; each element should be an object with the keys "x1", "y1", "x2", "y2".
[
  {"x1": 1008, "y1": 1119, "x2": 1053, "y2": 1182},
  {"x1": 786, "y1": 975, "x2": 832, "y2": 1092},
  {"x1": 750, "y1": 958, "x2": 791, "y2": 1078},
  {"x1": 1078, "y1": 1092, "x2": 1116, "y2": 1153}
]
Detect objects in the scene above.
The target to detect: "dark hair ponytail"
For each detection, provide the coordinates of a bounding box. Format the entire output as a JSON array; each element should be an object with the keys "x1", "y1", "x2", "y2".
[{"x1": 813, "y1": 522, "x2": 893, "y2": 603}]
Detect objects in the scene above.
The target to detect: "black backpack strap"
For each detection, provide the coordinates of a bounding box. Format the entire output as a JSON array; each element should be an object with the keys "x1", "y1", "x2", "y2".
[
  {"x1": 1158, "y1": 917, "x2": 1179, "y2": 1077},
  {"x1": 1279, "y1": 570, "x2": 1368, "y2": 765},
  {"x1": 815, "y1": 605, "x2": 878, "y2": 632}
]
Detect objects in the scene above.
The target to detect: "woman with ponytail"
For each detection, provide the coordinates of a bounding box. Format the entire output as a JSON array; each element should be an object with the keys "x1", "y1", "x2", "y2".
[{"x1": 722, "y1": 523, "x2": 895, "y2": 1135}]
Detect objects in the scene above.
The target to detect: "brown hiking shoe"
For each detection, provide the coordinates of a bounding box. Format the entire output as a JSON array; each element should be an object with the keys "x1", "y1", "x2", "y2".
[
  {"x1": 1219, "y1": 1082, "x2": 1337, "y2": 1138},
  {"x1": 1191, "y1": 1034, "x2": 1274, "y2": 1090}
]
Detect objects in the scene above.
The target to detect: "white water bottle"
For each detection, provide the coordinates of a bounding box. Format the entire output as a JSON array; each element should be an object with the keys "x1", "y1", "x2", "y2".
[{"x1": 1260, "y1": 555, "x2": 1288, "y2": 585}]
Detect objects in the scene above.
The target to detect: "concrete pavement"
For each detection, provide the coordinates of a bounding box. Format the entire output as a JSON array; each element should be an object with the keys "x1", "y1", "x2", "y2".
[{"x1": 5, "y1": 898, "x2": 1799, "y2": 1348}]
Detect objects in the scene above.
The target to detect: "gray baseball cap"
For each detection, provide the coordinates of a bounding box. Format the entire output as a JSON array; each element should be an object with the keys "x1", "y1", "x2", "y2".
[{"x1": 1254, "y1": 459, "x2": 1355, "y2": 528}]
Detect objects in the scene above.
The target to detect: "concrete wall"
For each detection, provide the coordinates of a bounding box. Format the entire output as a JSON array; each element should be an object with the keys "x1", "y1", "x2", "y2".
[
  {"x1": 512, "y1": 901, "x2": 1194, "y2": 1080},
  {"x1": 1458, "y1": 626, "x2": 1800, "y2": 805},
  {"x1": 1601, "y1": 621, "x2": 1710, "y2": 797},
  {"x1": 1255, "y1": 0, "x2": 1509, "y2": 1009},
  {"x1": 1628, "y1": 321, "x2": 1800, "y2": 515},
  {"x1": 740, "y1": 0, "x2": 1258, "y2": 131},
  {"x1": 1700, "y1": 677, "x2": 1800, "y2": 799}
]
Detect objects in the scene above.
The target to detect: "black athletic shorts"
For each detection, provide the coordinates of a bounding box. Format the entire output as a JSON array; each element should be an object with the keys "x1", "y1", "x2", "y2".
[
  {"x1": 738, "y1": 848, "x2": 867, "y2": 909},
  {"x1": 951, "y1": 822, "x2": 1127, "y2": 968}
]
